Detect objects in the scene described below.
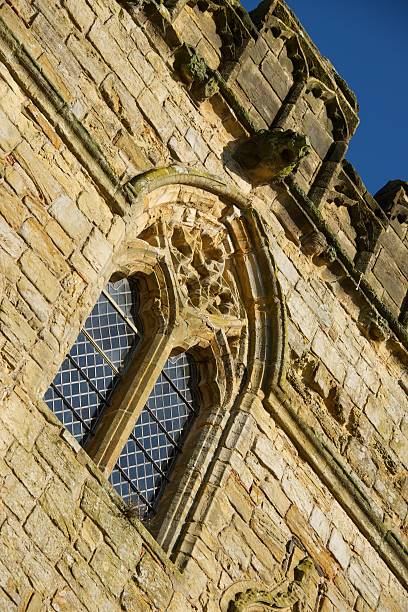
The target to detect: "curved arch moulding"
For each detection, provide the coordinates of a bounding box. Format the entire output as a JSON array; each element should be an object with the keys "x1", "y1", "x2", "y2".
[{"x1": 120, "y1": 165, "x2": 288, "y2": 402}]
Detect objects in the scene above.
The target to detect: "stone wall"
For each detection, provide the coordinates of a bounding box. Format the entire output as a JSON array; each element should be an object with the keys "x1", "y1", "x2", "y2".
[{"x1": 0, "y1": 0, "x2": 407, "y2": 610}]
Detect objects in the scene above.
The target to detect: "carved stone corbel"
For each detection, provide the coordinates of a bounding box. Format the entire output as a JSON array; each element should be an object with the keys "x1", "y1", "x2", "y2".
[
  {"x1": 232, "y1": 129, "x2": 309, "y2": 185},
  {"x1": 196, "y1": 0, "x2": 256, "y2": 66},
  {"x1": 375, "y1": 180, "x2": 408, "y2": 224},
  {"x1": 227, "y1": 557, "x2": 316, "y2": 611},
  {"x1": 299, "y1": 231, "x2": 336, "y2": 265},
  {"x1": 359, "y1": 306, "x2": 390, "y2": 342}
]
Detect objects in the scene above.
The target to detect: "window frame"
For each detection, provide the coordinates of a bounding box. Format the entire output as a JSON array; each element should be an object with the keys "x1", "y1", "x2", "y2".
[
  {"x1": 44, "y1": 263, "x2": 207, "y2": 521},
  {"x1": 83, "y1": 264, "x2": 179, "y2": 475},
  {"x1": 40, "y1": 167, "x2": 287, "y2": 557}
]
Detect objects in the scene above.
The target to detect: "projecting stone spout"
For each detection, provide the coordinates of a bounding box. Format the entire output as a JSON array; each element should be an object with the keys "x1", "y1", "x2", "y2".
[{"x1": 232, "y1": 128, "x2": 309, "y2": 185}]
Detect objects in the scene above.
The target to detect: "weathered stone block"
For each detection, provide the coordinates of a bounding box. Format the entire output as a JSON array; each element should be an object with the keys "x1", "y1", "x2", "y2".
[
  {"x1": 90, "y1": 543, "x2": 128, "y2": 597},
  {"x1": 167, "y1": 592, "x2": 195, "y2": 612},
  {"x1": 20, "y1": 250, "x2": 61, "y2": 303},
  {"x1": 57, "y1": 549, "x2": 118, "y2": 611},
  {"x1": 69, "y1": 249, "x2": 98, "y2": 283},
  {"x1": 35, "y1": 431, "x2": 86, "y2": 492},
  {"x1": 0, "y1": 189, "x2": 28, "y2": 230},
  {"x1": 390, "y1": 432, "x2": 408, "y2": 469},
  {"x1": 64, "y1": 0, "x2": 95, "y2": 32},
  {"x1": 0, "y1": 298, "x2": 37, "y2": 350},
  {"x1": 0, "y1": 214, "x2": 26, "y2": 259},
  {"x1": 344, "y1": 367, "x2": 369, "y2": 407},
  {"x1": 40, "y1": 479, "x2": 82, "y2": 542},
  {"x1": 2, "y1": 392, "x2": 43, "y2": 451},
  {"x1": 5, "y1": 443, "x2": 48, "y2": 498},
  {"x1": 253, "y1": 434, "x2": 286, "y2": 480},
  {"x1": 347, "y1": 557, "x2": 381, "y2": 609},
  {"x1": 346, "y1": 438, "x2": 377, "y2": 487},
  {"x1": 82, "y1": 227, "x2": 113, "y2": 272},
  {"x1": 286, "y1": 505, "x2": 337, "y2": 579},
  {"x1": 237, "y1": 58, "x2": 281, "y2": 125},
  {"x1": 137, "y1": 88, "x2": 173, "y2": 142},
  {"x1": 281, "y1": 470, "x2": 313, "y2": 518},
  {"x1": 88, "y1": 21, "x2": 144, "y2": 97},
  {"x1": 80, "y1": 485, "x2": 142, "y2": 566},
  {"x1": 287, "y1": 291, "x2": 318, "y2": 341},
  {"x1": 17, "y1": 276, "x2": 51, "y2": 323},
  {"x1": 1, "y1": 468, "x2": 35, "y2": 521},
  {"x1": 51, "y1": 586, "x2": 84, "y2": 612},
  {"x1": 135, "y1": 552, "x2": 173, "y2": 609},
  {"x1": 0, "y1": 108, "x2": 22, "y2": 152},
  {"x1": 309, "y1": 504, "x2": 330, "y2": 544},
  {"x1": 260, "y1": 52, "x2": 292, "y2": 101},
  {"x1": 49, "y1": 194, "x2": 92, "y2": 241},
  {"x1": 365, "y1": 394, "x2": 393, "y2": 441},
  {"x1": 302, "y1": 110, "x2": 333, "y2": 159},
  {"x1": 312, "y1": 329, "x2": 346, "y2": 383},
  {"x1": 249, "y1": 507, "x2": 288, "y2": 564},
  {"x1": 372, "y1": 249, "x2": 406, "y2": 307},
  {"x1": 24, "y1": 505, "x2": 66, "y2": 563},
  {"x1": 20, "y1": 217, "x2": 69, "y2": 279},
  {"x1": 225, "y1": 474, "x2": 254, "y2": 523},
  {"x1": 185, "y1": 127, "x2": 209, "y2": 162},
  {"x1": 328, "y1": 527, "x2": 351, "y2": 569},
  {"x1": 121, "y1": 580, "x2": 152, "y2": 612}
]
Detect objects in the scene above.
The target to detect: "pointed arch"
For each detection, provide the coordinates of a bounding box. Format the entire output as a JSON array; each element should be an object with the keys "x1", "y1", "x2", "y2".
[{"x1": 126, "y1": 165, "x2": 288, "y2": 395}]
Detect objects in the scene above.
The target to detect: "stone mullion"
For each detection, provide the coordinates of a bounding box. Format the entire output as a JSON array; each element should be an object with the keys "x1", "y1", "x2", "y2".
[{"x1": 85, "y1": 332, "x2": 175, "y2": 476}]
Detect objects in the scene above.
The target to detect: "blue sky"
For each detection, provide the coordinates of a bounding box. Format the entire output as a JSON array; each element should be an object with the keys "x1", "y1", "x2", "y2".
[{"x1": 241, "y1": 0, "x2": 408, "y2": 195}]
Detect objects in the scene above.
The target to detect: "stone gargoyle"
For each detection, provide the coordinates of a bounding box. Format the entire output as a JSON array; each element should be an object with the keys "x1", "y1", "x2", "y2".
[{"x1": 232, "y1": 128, "x2": 309, "y2": 185}]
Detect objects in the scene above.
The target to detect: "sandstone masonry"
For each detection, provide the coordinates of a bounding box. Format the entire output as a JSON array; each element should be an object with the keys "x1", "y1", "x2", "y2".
[{"x1": 0, "y1": 0, "x2": 407, "y2": 610}]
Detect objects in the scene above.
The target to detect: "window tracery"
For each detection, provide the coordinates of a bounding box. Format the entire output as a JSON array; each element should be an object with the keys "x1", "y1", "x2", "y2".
[{"x1": 43, "y1": 166, "x2": 287, "y2": 549}]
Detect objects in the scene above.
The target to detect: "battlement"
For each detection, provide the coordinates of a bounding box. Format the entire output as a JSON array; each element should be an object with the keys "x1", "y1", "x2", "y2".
[{"x1": 135, "y1": 0, "x2": 408, "y2": 327}]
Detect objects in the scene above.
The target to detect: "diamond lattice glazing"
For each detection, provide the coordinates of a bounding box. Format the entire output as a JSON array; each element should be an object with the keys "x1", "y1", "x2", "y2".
[
  {"x1": 110, "y1": 352, "x2": 198, "y2": 518},
  {"x1": 44, "y1": 278, "x2": 140, "y2": 444}
]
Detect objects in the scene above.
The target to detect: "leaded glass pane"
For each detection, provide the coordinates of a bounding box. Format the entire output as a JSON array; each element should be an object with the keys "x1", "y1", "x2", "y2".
[
  {"x1": 83, "y1": 292, "x2": 137, "y2": 370},
  {"x1": 44, "y1": 278, "x2": 140, "y2": 444},
  {"x1": 70, "y1": 332, "x2": 116, "y2": 397},
  {"x1": 146, "y1": 372, "x2": 190, "y2": 438},
  {"x1": 163, "y1": 353, "x2": 194, "y2": 401},
  {"x1": 106, "y1": 278, "x2": 138, "y2": 322},
  {"x1": 110, "y1": 352, "x2": 198, "y2": 519}
]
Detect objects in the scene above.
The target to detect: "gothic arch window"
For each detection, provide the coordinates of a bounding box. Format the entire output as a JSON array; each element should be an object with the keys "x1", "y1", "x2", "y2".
[
  {"x1": 44, "y1": 276, "x2": 200, "y2": 519},
  {"x1": 43, "y1": 167, "x2": 287, "y2": 551}
]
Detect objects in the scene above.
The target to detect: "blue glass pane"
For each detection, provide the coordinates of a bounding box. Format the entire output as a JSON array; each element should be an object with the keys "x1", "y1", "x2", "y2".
[
  {"x1": 44, "y1": 356, "x2": 103, "y2": 444},
  {"x1": 106, "y1": 278, "x2": 138, "y2": 323},
  {"x1": 44, "y1": 279, "x2": 139, "y2": 445},
  {"x1": 83, "y1": 293, "x2": 138, "y2": 370},
  {"x1": 70, "y1": 332, "x2": 116, "y2": 397},
  {"x1": 111, "y1": 353, "x2": 198, "y2": 518}
]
